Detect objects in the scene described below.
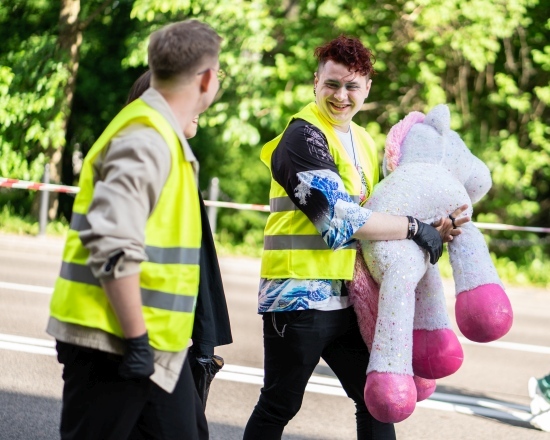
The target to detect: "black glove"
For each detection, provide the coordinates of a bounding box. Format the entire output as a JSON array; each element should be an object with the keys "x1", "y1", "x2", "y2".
[
  {"x1": 411, "y1": 220, "x2": 443, "y2": 265},
  {"x1": 119, "y1": 332, "x2": 155, "y2": 380}
]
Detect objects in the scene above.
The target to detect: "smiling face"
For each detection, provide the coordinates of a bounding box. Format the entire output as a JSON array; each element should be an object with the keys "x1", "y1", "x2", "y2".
[{"x1": 314, "y1": 60, "x2": 372, "y2": 132}]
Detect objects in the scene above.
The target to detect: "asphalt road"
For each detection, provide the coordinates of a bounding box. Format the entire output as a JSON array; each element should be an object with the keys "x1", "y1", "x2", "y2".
[{"x1": 0, "y1": 232, "x2": 549, "y2": 439}]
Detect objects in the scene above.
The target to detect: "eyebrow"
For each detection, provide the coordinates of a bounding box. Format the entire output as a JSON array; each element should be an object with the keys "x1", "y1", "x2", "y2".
[{"x1": 324, "y1": 79, "x2": 361, "y2": 86}]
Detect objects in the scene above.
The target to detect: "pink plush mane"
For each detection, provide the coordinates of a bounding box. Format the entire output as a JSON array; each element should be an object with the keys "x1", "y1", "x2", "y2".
[{"x1": 385, "y1": 111, "x2": 425, "y2": 172}]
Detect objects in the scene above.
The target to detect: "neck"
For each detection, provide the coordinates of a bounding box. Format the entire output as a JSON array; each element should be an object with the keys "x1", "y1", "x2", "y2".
[
  {"x1": 333, "y1": 123, "x2": 351, "y2": 133},
  {"x1": 161, "y1": 87, "x2": 203, "y2": 133}
]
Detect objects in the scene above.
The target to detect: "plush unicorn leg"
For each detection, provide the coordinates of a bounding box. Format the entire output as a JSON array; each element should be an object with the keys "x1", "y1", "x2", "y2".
[
  {"x1": 348, "y1": 247, "x2": 436, "y2": 406},
  {"x1": 448, "y1": 222, "x2": 513, "y2": 342},
  {"x1": 412, "y1": 264, "x2": 463, "y2": 379},
  {"x1": 361, "y1": 239, "x2": 428, "y2": 423}
]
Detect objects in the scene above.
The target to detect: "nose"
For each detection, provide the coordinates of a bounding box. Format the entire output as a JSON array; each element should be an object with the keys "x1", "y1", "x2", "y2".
[{"x1": 334, "y1": 86, "x2": 347, "y2": 101}]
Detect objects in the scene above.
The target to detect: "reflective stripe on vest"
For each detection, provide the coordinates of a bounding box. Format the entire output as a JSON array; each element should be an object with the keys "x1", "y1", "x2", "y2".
[
  {"x1": 70, "y1": 213, "x2": 200, "y2": 265},
  {"x1": 270, "y1": 195, "x2": 361, "y2": 212},
  {"x1": 49, "y1": 99, "x2": 201, "y2": 352},
  {"x1": 260, "y1": 102, "x2": 379, "y2": 280},
  {"x1": 59, "y1": 261, "x2": 196, "y2": 312}
]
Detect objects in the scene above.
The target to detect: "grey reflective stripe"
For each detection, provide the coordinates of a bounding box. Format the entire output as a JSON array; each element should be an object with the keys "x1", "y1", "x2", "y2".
[
  {"x1": 141, "y1": 288, "x2": 195, "y2": 313},
  {"x1": 70, "y1": 212, "x2": 90, "y2": 231},
  {"x1": 60, "y1": 261, "x2": 101, "y2": 287},
  {"x1": 270, "y1": 197, "x2": 297, "y2": 212},
  {"x1": 70, "y1": 214, "x2": 199, "y2": 265},
  {"x1": 146, "y1": 246, "x2": 200, "y2": 265},
  {"x1": 270, "y1": 195, "x2": 360, "y2": 212},
  {"x1": 59, "y1": 261, "x2": 195, "y2": 313},
  {"x1": 264, "y1": 235, "x2": 330, "y2": 250}
]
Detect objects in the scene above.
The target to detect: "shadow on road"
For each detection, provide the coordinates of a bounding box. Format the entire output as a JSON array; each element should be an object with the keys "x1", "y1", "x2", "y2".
[
  {"x1": 209, "y1": 421, "x2": 340, "y2": 440},
  {"x1": 434, "y1": 384, "x2": 536, "y2": 430},
  {"x1": 0, "y1": 390, "x2": 61, "y2": 440}
]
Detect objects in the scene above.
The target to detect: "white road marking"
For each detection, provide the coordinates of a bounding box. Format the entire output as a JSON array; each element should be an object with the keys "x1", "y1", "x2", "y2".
[
  {"x1": 459, "y1": 337, "x2": 550, "y2": 354},
  {"x1": 0, "y1": 281, "x2": 53, "y2": 294},
  {"x1": 3, "y1": 279, "x2": 550, "y2": 358},
  {"x1": 0, "y1": 333, "x2": 534, "y2": 423}
]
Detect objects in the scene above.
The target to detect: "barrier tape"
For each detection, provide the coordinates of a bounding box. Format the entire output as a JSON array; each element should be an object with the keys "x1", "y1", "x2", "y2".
[
  {"x1": 2, "y1": 177, "x2": 549, "y2": 233},
  {"x1": 0, "y1": 178, "x2": 79, "y2": 194}
]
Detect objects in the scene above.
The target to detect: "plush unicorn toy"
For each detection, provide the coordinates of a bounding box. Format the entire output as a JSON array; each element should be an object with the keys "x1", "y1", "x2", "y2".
[{"x1": 348, "y1": 104, "x2": 513, "y2": 424}]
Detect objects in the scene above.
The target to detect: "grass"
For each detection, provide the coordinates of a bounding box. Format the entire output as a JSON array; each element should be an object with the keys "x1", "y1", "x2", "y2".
[{"x1": 0, "y1": 206, "x2": 68, "y2": 236}]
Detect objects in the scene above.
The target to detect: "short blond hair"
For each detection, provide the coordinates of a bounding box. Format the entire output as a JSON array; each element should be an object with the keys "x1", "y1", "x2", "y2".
[{"x1": 148, "y1": 20, "x2": 222, "y2": 82}]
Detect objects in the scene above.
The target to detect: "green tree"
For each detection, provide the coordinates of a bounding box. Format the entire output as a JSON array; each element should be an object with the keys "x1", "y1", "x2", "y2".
[{"x1": 1, "y1": 0, "x2": 548, "y2": 284}]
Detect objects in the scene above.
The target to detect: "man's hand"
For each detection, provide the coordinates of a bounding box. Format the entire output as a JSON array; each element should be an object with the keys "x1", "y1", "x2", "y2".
[
  {"x1": 432, "y1": 204, "x2": 470, "y2": 243},
  {"x1": 411, "y1": 221, "x2": 443, "y2": 265},
  {"x1": 119, "y1": 332, "x2": 155, "y2": 380}
]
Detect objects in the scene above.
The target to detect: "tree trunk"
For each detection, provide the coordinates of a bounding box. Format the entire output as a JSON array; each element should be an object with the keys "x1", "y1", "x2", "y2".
[{"x1": 48, "y1": 0, "x2": 81, "y2": 219}]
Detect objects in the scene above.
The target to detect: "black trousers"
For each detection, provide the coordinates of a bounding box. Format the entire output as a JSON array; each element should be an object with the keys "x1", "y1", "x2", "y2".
[
  {"x1": 56, "y1": 341, "x2": 208, "y2": 440},
  {"x1": 243, "y1": 307, "x2": 396, "y2": 440}
]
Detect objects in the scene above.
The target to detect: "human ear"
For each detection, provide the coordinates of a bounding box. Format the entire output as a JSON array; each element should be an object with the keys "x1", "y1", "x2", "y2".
[
  {"x1": 199, "y1": 69, "x2": 213, "y2": 93},
  {"x1": 365, "y1": 78, "x2": 372, "y2": 94}
]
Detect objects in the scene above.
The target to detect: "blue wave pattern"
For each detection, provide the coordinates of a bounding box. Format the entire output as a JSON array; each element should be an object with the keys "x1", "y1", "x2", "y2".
[
  {"x1": 295, "y1": 169, "x2": 371, "y2": 250},
  {"x1": 259, "y1": 169, "x2": 372, "y2": 313},
  {"x1": 258, "y1": 278, "x2": 343, "y2": 313}
]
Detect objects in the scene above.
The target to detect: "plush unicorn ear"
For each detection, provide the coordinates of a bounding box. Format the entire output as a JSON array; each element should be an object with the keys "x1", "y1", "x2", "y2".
[
  {"x1": 423, "y1": 104, "x2": 450, "y2": 135},
  {"x1": 384, "y1": 111, "x2": 425, "y2": 173}
]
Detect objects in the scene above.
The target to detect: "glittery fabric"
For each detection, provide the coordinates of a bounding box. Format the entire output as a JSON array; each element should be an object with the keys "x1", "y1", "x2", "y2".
[
  {"x1": 413, "y1": 263, "x2": 451, "y2": 330},
  {"x1": 448, "y1": 222, "x2": 502, "y2": 292},
  {"x1": 347, "y1": 104, "x2": 513, "y2": 421},
  {"x1": 362, "y1": 239, "x2": 426, "y2": 375}
]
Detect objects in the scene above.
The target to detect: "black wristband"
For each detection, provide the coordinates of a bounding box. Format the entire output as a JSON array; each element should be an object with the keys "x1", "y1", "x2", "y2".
[{"x1": 406, "y1": 216, "x2": 417, "y2": 239}]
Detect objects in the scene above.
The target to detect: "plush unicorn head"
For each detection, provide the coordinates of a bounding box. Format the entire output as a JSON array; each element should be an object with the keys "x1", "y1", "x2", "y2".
[{"x1": 348, "y1": 104, "x2": 513, "y2": 423}]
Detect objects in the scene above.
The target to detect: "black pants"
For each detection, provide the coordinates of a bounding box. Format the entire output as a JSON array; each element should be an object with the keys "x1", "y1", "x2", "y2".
[
  {"x1": 56, "y1": 341, "x2": 208, "y2": 440},
  {"x1": 243, "y1": 307, "x2": 396, "y2": 440}
]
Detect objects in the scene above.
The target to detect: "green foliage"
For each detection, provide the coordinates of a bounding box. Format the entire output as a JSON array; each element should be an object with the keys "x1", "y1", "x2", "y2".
[
  {"x1": 0, "y1": 1, "x2": 68, "y2": 211},
  {"x1": 0, "y1": 0, "x2": 549, "y2": 286},
  {"x1": 0, "y1": 205, "x2": 68, "y2": 236}
]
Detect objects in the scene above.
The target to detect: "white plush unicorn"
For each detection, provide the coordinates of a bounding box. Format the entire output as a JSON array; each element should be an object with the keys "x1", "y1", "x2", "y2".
[{"x1": 348, "y1": 104, "x2": 513, "y2": 423}]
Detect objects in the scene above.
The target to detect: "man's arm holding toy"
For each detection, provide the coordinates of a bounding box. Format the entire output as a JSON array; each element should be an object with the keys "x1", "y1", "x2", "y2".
[{"x1": 352, "y1": 204, "x2": 470, "y2": 264}]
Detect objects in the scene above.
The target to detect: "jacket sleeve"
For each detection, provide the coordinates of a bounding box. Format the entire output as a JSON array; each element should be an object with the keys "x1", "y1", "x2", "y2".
[
  {"x1": 271, "y1": 120, "x2": 372, "y2": 250},
  {"x1": 79, "y1": 125, "x2": 171, "y2": 280}
]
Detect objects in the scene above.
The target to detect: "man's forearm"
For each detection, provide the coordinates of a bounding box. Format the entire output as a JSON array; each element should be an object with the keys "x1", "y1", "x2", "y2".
[
  {"x1": 352, "y1": 212, "x2": 408, "y2": 241},
  {"x1": 102, "y1": 274, "x2": 146, "y2": 338}
]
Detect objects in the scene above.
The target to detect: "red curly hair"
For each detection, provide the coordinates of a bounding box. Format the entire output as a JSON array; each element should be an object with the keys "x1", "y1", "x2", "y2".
[{"x1": 314, "y1": 35, "x2": 376, "y2": 77}]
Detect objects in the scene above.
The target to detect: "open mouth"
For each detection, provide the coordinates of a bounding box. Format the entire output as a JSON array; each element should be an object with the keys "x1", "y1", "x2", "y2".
[{"x1": 329, "y1": 102, "x2": 350, "y2": 111}]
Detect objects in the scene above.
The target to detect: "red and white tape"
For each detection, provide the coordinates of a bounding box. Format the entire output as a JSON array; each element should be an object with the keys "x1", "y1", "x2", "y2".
[
  {"x1": 2, "y1": 176, "x2": 549, "y2": 233},
  {"x1": 0, "y1": 178, "x2": 80, "y2": 194}
]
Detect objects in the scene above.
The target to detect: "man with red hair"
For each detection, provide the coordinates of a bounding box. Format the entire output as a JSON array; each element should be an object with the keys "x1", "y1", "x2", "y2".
[{"x1": 243, "y1": 36, "x2": 465, "y2": 439}]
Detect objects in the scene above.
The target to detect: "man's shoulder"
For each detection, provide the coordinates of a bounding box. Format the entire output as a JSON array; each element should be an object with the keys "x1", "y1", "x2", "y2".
[
  {"x1": 281, "y1": 119, "x2": 326, "y2": 147},
  {"x1": 105, "y1": 124, "x2": 172, "y2": 166},
  {"x1": 110, "y1": 124, "x2": 168, "y2": 152}
]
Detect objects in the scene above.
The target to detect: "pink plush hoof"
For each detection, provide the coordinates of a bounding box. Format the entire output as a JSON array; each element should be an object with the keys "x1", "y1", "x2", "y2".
[
  {"x1": 455, "y1": 284, "x2": 513, "y2": 342},
  {"x1": 365, "y1": 372, "x2": 416, "y2": 423},
  {"x1": 412, "y1": 328, "x2": 463, "y2": 379},
  {"x1": 413, "y1": 376, "x2": 436, "y2": 401}
]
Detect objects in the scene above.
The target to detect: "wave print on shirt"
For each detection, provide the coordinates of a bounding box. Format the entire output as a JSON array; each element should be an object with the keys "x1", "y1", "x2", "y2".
[
  {"x1": 258, "y1": 279, "x2": 333, "y2": 312},
  {"x1": 295, "y1": 169, "x2": 371, "y2": 249}
]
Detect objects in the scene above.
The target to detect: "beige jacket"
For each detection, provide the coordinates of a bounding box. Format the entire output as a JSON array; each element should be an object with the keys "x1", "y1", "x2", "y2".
[{"x1": 47, "y1": 88, "x2": 198, "y2": 393}]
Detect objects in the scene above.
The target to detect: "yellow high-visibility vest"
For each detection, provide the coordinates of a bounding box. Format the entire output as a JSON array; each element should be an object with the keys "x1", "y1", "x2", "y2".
[
  {"x1": 50, "y1": 98, "x2": 201, "y2": 352},
  {"x1": 261, "y1": 102, "x2": 379, "y2": 280}
]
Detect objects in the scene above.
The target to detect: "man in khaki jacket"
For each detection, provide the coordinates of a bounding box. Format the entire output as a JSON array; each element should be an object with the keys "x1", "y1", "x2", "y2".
[{"x1": 47, "y1": 20, "x2": 223, "y2": 440}]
